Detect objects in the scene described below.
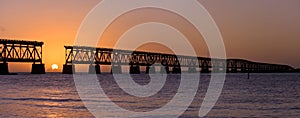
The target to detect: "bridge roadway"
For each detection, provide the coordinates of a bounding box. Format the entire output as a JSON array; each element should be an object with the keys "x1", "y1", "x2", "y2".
[
  {"x1": 0, "y1": 39, "x2": 45, "y2": 74},
  {"x1": 63, "y1": 46, "x2": 295, "y2": 74}
]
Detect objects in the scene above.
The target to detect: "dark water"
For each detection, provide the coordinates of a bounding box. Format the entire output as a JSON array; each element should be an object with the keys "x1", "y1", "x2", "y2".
[{"x1": 0, "y1": 73, "x2": 299, "y2": 117}]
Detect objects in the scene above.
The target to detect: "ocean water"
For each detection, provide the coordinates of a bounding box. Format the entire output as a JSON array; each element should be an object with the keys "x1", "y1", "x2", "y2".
[{"x1": 0, "y1": 73, "x2": 299, "y2": 118}]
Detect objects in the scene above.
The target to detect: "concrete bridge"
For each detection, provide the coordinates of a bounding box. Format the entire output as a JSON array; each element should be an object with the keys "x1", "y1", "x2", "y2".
[
  {"x1": 62, "y1": 46, "x2": 295, "y2": 74},
  {"x1": 0, "y1": 39, "x2": 45, "y2": 74}
]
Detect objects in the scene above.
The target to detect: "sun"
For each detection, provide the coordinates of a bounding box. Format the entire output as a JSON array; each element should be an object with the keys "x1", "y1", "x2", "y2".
[{"x1": 51, "y1": 64, "x2": 59, "y2": 70}]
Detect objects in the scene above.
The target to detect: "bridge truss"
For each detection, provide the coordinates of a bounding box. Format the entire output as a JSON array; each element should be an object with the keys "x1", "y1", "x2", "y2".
[
  {"x1": 0, "y1": 39, "x2": 43, "y2": 63},
  {"x1": 0, "y1": 39, "x2": 45, "y2": 74},
  {"x1": 63, "y1": 46, "x2": 295, "y2": 74}
]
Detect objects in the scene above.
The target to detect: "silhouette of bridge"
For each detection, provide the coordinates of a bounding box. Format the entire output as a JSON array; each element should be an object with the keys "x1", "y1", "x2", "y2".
[
  {"x1": 0, "y1": 39, "x2": 45, "y2": 74},
  {"x1": 63, "y1": 46, "x2": 295, "y2": 74}
]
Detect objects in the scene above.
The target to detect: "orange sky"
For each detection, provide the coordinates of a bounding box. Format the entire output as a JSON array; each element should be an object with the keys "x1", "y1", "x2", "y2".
[{"x1": 0, "y1": 0, "x2": 299, "y2": 72}]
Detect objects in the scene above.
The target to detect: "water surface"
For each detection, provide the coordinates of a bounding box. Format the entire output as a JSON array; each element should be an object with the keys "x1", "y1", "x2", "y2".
[{"x1": 0, "y1": 73, "x2": 299, "y2": 117}]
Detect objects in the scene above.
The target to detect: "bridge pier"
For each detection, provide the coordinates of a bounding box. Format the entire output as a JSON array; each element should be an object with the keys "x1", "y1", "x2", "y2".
[
  {"x1": 146, "y1": 66, "x2": 156, "y2": 74},
  {"x1": 188, "y1": 67, "x2": 197, "y2": 73},
  {"x1": 220, "y1": 67, "x2": 226, "y2": 73},
  {"x1": 111, "y1": 65, "x2": 122, "y2": 74},
  {"x1": 227, "y1": 68, "x2": 237, "y2": 73},
  {"x1": 231, "y1": 68, "x2": 237, "y2": 73},
  {"x1": 201, "y1": 66, "x2": 209, "y2": 73},
  {"x1": 172, "y1": 66, "x2": 181, "y2": 74},
  {"x1": 63, "y1": 64, "x2": 75, "y2": 74},
  {"x1": 212, "y1": 67, "x2": 220, "y2": 73},
  {"x1": 130, "y1": 65, "x2": 140, "y2": 74},
  {"x1": 241, "y1": 67, "x2": 247, "y2": 73},
  {"x1": 160, "y1": 66, "x2": 170, "y2": 74},
  {"x1": 0, "y1": 63, "x2": 9, "y2": 75},
  {"x1": 31, "y1": 64, "x2": 45, "y2": 74},
  {"x1": 89, "y1": 64, "x2": 101, "y2": 74}
]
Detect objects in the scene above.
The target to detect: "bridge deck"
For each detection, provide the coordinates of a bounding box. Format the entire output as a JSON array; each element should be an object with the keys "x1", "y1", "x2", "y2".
[{"x1": 0, "y1": 39, "x2": 43, "y2": 46}]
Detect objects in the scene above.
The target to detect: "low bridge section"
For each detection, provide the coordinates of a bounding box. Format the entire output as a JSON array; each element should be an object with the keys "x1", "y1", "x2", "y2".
[
  {"x1": 0, "y1": 39, "x2": 45, "y2": 74},
  {"x1": 63, "y1": 46, "x2": 295, "y2": 74}
]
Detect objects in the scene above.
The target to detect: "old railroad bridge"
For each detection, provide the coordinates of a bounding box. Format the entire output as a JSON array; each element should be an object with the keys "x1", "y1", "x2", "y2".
[
  {"x1": 62, "y1": 45, "x2": 295, "y2": 74},
  {"x1": 0, "y1": 39, "x2": 45, "y2": 74},
  {"x1": 0, "y1": 39, "x2": 295, "y2": 74}
]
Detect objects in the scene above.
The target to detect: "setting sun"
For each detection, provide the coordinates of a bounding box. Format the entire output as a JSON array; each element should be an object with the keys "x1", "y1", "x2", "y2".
[{"x1": 51, "y1": 64, "x2": 59, "y2": 70}]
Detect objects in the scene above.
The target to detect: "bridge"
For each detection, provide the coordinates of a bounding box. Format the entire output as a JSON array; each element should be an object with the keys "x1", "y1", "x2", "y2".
[
  {"x1": 0, "y1": 39, "x2": 45, "y2": 74},
  {"x1": 62, "y1": 46, "x2": 295, "y2": 74}
]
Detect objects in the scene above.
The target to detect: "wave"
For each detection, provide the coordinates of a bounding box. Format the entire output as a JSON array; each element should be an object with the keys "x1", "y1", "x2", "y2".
[
  {"x1": 32, "y1": 104, "x2": 87, "y2": 110},
  {"x1": 0, "y1": 97, "x2": 82, "y2": 102}
]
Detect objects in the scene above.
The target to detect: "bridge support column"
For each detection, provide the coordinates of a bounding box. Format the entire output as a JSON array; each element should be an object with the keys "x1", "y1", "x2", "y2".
[
  {"x1": 227, "y1": 68, "x2": 237, "y2": 73},
  {"x1": 219, "y1": 67, "x2": 226, "y2": 73},
  {"x1": 212, "y1": 67, "x2": 220, "y2": 73},
  {"x1": 241, "y1": 67, "x2": 247, "y2": 73},
  {"x1": 188, "y1": 67, "x2": 197, "y2": 73},
  {"x1": 231, "y1": 68, "x2": 237, "y2": 73},
  {"x1": 130, "y1": 65, "x2": 140, "y2": 74},
  {"x1": 89, "y1": 64, "x2": 101, "y2": 74},
  {"x1": 63, "y1": 64, "x2": 75, "y2": 74},
  {"x1": 172, "y1": 66, "x2": 181, "y2": 74},
  {"x1": 201, "y1": 66, "x2": 209, "y2": 73},
  {"x1": 31, "y1": 64, "x2": 45, "y2": 74},
  {"x1": 0, "y1": 63, "x2": 9, "y2": 75},
  {"x1": 160, "y1": 66, "x2": 170, "y2": 74},
  {"x1": 146, "y1": 66, "x2": 156, "y2": 74},
  {"x1": 111, "y1": 65, "x2": 122, "y2": 74}
]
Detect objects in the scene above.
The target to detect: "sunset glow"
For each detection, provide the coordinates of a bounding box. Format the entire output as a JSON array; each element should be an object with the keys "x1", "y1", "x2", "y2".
[
  {"x1": 51, "y1": 64, "x2": 58, "y2": 70},
  {"x1": 0, "y1": 1, "x2": 299, "y2": 118},
  {"x1": 0, "y1": 0, "x2": 299, "y2": 72}
]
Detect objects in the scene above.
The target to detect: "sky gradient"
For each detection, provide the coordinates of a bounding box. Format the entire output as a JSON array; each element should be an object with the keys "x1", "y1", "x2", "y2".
[{"x1": 0, "y1": 0, "x2": 299, "y2": 72}]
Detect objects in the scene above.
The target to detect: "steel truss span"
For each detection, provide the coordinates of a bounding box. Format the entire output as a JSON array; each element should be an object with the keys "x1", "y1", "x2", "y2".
[
  {"x1": 0, "y1": 39, "x2": 45, "y2": 74},
  {"x1": 64, "y1": 46, "x2": 294, "y2": 74}
]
